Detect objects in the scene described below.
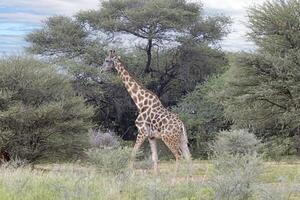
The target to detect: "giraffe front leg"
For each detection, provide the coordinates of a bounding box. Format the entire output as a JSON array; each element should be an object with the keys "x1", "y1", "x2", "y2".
[
  {"x1": 129, "y1": 132, "x2": 147, "y2": 170},
  {"x1": 148, "y1": 138, "x2": 159, "y2": 174}
]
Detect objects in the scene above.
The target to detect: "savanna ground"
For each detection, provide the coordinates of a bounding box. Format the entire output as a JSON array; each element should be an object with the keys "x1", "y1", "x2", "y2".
[{"x1": 0, "y1": 159, "x2": 300, "y2": 200}]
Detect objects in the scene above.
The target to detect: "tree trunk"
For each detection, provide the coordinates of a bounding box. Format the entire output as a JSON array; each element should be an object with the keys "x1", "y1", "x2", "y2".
[{"x1": 144, "y1": 39, "x2": 153, "y2": 73}]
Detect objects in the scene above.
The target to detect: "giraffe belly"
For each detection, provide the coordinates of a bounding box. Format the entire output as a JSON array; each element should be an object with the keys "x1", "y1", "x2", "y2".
[
  {"x1": 136, "y1": 106, "x2": 181, "y2": 139},
  {"x1": 147, "y1": 124, "x2": 162, "y2": 139}
]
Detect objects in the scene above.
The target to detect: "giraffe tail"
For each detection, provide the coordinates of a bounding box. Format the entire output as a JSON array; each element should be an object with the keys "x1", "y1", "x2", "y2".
[{"x1": 180, "y1": 125, "x2": 191, "y2": 160}]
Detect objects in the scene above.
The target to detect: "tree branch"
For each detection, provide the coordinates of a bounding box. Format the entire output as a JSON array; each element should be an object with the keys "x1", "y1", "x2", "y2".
[{"x1": 257, "y1": 97, "x2": 287, "y2": 110}]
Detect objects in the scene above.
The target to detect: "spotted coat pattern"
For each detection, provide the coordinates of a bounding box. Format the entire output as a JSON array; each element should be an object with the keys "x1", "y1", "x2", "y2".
[{"x1": 102, "y1": 50, "x2": 190, "y2": 172}]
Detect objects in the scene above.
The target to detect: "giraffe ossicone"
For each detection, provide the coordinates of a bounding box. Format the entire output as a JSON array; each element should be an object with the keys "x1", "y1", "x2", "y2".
[{"x1": 102, "y1": 50, "x2": 191, "y2": 173}]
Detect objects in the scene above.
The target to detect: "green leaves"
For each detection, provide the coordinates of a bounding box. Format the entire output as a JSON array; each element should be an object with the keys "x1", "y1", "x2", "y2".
[
  {"x1": 26, "y1": 16, "x2": 87, "y2": 55},
  {"x1": 216, "y1": 1, "x2": 300, "y2": 147},
  {"x1": 76, "y1": 0, "x2": 229, "y2": 46},
  {"x1": 174, "y1": 77, "x2": 230, "y2": 157},
  {"x1": 0, "y1": 57, "x2": 94, "y2": 162},
  {"x1": 248, "y1": 0, "x2": 300, "y2": 53},
  {"x1": 81, "y1": 0, "x2": 201, "y2": 39},
  {"x1": 26, "y1": 16, "x2": 106, "y2": 66},
  {"x1": 25, "y1": 0, "x2": 230, "y2": 143}
]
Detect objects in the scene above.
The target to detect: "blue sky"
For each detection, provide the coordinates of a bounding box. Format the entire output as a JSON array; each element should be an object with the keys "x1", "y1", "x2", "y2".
[{"x1": 0, "y1": 0, "x2": 265, "y2": 56}]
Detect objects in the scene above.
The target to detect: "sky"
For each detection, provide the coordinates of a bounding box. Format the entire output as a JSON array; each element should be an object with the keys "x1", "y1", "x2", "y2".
[{"x1": 0, "y1": 0, "x2": 266, "y2": 56}]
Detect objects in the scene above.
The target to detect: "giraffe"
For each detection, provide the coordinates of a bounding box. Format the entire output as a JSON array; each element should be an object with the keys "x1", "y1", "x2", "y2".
[{"x1": 102, "y1": 50, "x2": 191, "y2": 173}]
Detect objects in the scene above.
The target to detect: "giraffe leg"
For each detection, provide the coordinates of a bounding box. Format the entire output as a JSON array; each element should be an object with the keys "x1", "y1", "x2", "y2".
[
  {"x1": 161, "y1": 135, "x2": 181, "y2": 179},
  {"x1": 129, "y1": 132, "x2": 147, "y2": 170},
  {"x1": 148, "y1": 138, "x2": 159, "y2": 174}
]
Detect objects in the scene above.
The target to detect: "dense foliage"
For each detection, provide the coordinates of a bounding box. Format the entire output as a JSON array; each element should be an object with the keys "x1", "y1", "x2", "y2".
[
  {"x1": 0, "y1": 57, "x2": 93, "y2": 162},
  {"x1": 214, "y1": 0, "x2": 300, "y2": 154},
  {"x1": 3, "y1": 0, "x2": 299, "y2": 159},
  {"x1": 173, "y1": 77, "x2": 230, "y2": 157},
  {"x1": 26, "y1": 0, "x2": 230, "y2": 144}
]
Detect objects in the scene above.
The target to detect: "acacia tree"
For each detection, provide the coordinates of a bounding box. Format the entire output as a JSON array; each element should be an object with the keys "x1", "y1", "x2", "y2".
[
  {"x1": 26, "y1": 16, "x2": 106, "y2": 66},
  {"x1": 77, "y1": 0, "x2": 201, "y2": 73},
  {"x1": 26, "y1": 0, "x2": 230, "y2": 139},
  {"x1": 0, "y1": 57, "x2": 93, "y2": 162},
  {"x1": 217, "y1": 0, "x2": 300, "y2": 154}
]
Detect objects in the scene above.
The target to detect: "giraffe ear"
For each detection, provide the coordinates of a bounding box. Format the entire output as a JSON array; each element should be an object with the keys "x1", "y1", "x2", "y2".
[{"x1": 117, "y1": 56, "x2": 121, "y2": 59}]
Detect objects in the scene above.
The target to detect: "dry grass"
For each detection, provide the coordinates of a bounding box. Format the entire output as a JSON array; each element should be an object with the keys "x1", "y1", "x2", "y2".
[{"x1": 0, "y1": 160, "x2": 299, "y2": 200}]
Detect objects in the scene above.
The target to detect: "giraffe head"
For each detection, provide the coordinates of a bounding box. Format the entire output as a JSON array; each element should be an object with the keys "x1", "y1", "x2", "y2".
[{"x1": 102, "y1": 50, "x2": 119, "y2": 71}]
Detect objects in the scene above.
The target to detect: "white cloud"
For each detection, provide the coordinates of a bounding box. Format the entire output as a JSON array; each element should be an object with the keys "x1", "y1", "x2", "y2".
[
  {"x1": 0, "y1": 0, "x2": 99, "y2": 24},
  {"x1": 0, "y1": 0, "x2": 268, "y2": 55},
  {"x1": 0, "y1": 13, "x2": 48, "y2": 23},
  {"x1": 202, "y1": 0, "x2": 266, "y2": 51},
  {"x1": 0, "y1": 0, "x2": 99, "y2": 55},
  {"x1": 0, "y1": 0, "x2": 99, "y2": 15}
]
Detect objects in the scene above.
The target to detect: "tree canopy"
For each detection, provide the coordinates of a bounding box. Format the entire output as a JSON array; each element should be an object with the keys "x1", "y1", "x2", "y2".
[
  {"x1": 25, "y1": 0, "x2": 230, "y2": 144},
  {"x1": 76, "y1": 0, "x2": 229, "y2": 73},
  {"x1": 0, "y1": 57, "x2": 93, "y2": 162},
  {"x1": 215, "y1": 0, "x2": 300, "y2": 154}
]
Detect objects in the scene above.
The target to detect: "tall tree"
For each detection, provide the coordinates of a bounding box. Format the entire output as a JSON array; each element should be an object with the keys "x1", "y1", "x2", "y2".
[
  {"x1": 217, "y1": 0, "x2": 300, "y2": 153},
  {"x1": 25, "y1": 0, "x2": 230, "y2": 139},
  {"x1": 77, "y1": 0, "x2": 201, "y2": 73}
]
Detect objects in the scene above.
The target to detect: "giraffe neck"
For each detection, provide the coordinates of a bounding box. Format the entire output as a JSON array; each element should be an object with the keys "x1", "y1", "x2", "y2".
[{"x1": 114, "y1": 60, "x2": 162, "y2": 112}]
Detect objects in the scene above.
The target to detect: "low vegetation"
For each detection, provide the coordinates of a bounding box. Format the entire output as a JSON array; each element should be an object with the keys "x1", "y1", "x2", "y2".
[
  {"x1": 0, "y1": 130, "x2": 299, "y2": 200},
  {"x1": 209, "y1": 130, "x2": 262, "y2": 200},
  {"x1": 0, "y1": 160, "x2": 300, "y2": 200}
]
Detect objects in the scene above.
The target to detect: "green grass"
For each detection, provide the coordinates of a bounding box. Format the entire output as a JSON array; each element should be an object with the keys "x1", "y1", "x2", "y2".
[
  {"x1": 0, "y1": 160, "x2": 299, "y2": 200},
  {"x1": 261, "y1": 162, "x2": 300, "y2": 183}
]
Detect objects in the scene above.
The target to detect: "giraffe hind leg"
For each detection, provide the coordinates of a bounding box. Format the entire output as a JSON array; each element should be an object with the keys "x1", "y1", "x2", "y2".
[
  {"x1": 162, "y1": 135, "x2": 182, "y2": 158},
  {"x1": 161, "y1": 135, "x2": 182, "y2": 174}
]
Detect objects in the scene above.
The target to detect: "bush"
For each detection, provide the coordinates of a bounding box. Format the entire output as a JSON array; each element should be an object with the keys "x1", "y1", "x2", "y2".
[
  {"x1": 88, "y1": 129, "x2": 120, "y2": 148},
  {"x1": 87, "y1": 130, "x2": 135, "y2": 174},
  {"x1": 209, "y1": 129, "x2": 262, "y2": 200},
  {"x1": 261, "y1": 136, "x2": 295, "y2": 161},
  {"x1": 211, "y1": 129, "x2": 260, "y2": 156},
  {"x1": 173, "y1": 77, "x2": 230, "y2": 158},
  {"x1": 86, "y1": 147, "x2": 132, "y2": 174},
  {"x1": 0, "y1": 57, "x2": 93, "y2": 162},
  {"x1": 210, "y1": 153, "x2": 262, "y2": 200}
]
